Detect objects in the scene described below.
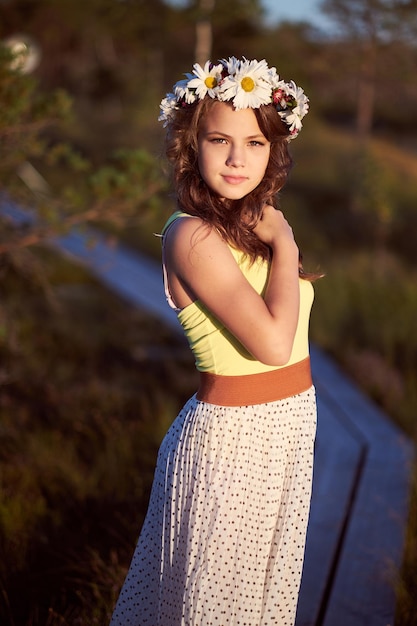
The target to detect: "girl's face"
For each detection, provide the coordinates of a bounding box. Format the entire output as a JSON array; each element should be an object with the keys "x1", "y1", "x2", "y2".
[{"x1": 197, "y1": 102, "x2": 271, "y2": 201}]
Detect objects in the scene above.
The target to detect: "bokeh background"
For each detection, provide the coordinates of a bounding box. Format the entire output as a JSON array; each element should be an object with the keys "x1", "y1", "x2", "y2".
[{"x1": 0, "y1": 0, "x2": 416, "y2": 624}]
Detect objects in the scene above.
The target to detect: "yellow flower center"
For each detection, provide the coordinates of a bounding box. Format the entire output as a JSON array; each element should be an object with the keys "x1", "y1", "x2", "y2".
[
  {"x1": 241, "y1": 76, "x2": 255, "y2": 92},
  {"x1": 205, "y1": 76, "x2": 218, "y2": 89}
]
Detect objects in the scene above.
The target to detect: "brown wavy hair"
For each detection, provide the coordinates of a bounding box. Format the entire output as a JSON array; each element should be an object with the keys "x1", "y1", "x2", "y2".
[{"x1": 165, "y1": 98, "x2": 320, "y2": 279}]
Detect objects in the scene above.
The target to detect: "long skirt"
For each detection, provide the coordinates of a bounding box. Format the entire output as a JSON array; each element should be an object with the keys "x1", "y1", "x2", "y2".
[{"x1": 110, "y1": 387, "x2": 317, "y2": 626}]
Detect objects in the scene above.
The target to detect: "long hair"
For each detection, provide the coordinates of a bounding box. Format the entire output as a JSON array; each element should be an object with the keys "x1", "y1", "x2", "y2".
[{"x1": 165, "y1": 98, "x2": 293, "y2": 263}]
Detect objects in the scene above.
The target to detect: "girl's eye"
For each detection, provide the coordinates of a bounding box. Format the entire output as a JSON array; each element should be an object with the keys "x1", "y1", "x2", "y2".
[{"x1": 207, "y1": 138, "x2": 266, "y2": 146}]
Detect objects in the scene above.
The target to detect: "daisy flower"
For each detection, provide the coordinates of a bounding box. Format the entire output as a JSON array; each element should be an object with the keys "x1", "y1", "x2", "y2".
[
  {"x1": 158, "y1": 93, "x2": 178, "y2": 126},
  {"x1": 221, "y1": 56, "x2": 240, "y2": 76},
  {"x1": 173, "y1": 78, "x2": 198, "y2": 104},
  {"x1": 186, "y1": 61, "x2": 224, "y2": 99},
  {"x1": 285, "y1": 80, "x2": 309, "y2": 119},
  {"x1": 219, "y1": 58, "x2": 272, "y2": 109},
  {"x1": 266, "y1": 64, "x2": 281, "y2": 89}
]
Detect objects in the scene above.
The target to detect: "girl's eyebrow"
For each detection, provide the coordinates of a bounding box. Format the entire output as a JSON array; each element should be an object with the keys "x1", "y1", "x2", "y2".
[{"x1": 204, "y1": 130, "x2": 266, "y2": 140}]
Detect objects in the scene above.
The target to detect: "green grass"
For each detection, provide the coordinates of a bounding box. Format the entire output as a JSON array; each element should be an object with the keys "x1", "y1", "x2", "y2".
[{"x1": 0, "y1": 246, "x2": 197, "y2": 625}]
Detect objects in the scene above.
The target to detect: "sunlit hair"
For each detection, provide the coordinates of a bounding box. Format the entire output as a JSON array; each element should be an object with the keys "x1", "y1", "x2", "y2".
[{"x1": 165, "y1": 98, "x2": 292, "y2": 263}]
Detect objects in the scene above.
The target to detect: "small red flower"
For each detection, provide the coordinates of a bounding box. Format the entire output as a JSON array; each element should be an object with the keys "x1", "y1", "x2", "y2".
[{"x1": 272, "y1": 88, "x2": 284, "y2": 104}]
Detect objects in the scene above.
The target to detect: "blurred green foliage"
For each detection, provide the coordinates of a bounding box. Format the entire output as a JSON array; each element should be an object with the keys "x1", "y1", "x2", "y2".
[{"x1": 0, "y1": 248, "x2": 197, "y2": 624}]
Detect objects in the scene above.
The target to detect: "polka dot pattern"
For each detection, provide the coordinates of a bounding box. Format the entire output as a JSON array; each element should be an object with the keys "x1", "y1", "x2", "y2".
[{"x1": 110, "y1": 387, "x2": 317, "y2": 626}]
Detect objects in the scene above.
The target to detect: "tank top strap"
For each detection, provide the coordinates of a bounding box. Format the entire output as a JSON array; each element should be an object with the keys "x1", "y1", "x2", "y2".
[
  {"x1": 161, "y1": 210, "x2": 192, "y2": 236},
  {"x1": 161, "y1": 211, "x2": 196, "y2": 312}
]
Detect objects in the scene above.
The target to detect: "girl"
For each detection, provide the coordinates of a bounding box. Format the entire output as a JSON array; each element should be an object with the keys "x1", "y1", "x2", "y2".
[{"x1": 110, "y1": 57, "x2": 317, "y2": 626}]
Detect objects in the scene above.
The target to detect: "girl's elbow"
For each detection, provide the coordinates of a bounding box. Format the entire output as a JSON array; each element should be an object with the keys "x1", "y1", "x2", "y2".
[
  {"x1": 262, "y1": 354, "x2": 292, "y2": 367},
  {"x1": 254, "y1": 343, "x2": 293, "y2": 367}
]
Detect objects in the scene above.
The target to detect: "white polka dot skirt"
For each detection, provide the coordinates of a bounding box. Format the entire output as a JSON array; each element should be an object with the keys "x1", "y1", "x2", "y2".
[{"x1": 110, "y1": 387, "x2": 317, "y2": 626}]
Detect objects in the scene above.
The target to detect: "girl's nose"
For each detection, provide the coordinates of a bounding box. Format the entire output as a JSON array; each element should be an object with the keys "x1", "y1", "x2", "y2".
[{"x1": 226, "y1": 145, "x2": 245, "y2": 167}]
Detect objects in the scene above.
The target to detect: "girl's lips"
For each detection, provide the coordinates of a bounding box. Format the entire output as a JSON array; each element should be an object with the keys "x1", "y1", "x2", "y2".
[{"x1": 222, "y1": 175, "x2": 248, "y2": 185}]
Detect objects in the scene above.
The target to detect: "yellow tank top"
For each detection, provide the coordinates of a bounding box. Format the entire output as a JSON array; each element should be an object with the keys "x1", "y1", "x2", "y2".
[{"x1": 162, "y1": 211, "x2": 314, "y2": 376}]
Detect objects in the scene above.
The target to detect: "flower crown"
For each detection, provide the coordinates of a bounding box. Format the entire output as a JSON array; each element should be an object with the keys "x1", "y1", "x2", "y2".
[{"x1": 158, "y1": 57, "x2": 309, "y2": 140}]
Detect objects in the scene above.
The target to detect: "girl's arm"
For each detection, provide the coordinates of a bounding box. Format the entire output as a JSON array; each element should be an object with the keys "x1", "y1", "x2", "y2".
[{"x1": 164, "y1": 206, "x2": 300, "y2": 366}]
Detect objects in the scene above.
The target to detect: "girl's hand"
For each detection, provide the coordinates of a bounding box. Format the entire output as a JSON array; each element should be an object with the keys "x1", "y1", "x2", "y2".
[{"x1": 253, "y1": 205, "x2": 298, "y2": 256}]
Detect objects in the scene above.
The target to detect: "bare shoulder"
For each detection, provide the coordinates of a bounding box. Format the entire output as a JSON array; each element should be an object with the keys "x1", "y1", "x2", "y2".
[
  {"x1": 165, "y1": 215, "x2": 230, "y2": 266},
  {"x1": 166, "y1": 214, "x2": 216, "y2": 245}
]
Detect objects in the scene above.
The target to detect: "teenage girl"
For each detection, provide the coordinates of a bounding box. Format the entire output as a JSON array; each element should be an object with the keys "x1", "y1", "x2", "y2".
[{"x1": 110, "y1": 57, "x2": 317, "y2": 626}]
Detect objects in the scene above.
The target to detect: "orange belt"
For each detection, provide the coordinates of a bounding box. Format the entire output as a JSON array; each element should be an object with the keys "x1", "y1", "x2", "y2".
[{"x1": 196, "y1": 357, "x2": 312, "y2": 407}]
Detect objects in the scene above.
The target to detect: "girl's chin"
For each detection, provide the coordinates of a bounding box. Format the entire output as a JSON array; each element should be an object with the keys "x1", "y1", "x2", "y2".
[{"x1": 215, "y1": 190, "x2": 249, "y2": 202}]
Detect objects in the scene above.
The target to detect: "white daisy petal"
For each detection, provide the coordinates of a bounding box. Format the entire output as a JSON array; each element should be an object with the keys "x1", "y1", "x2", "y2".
[
  {"x1": 173, "y1": 78, "x2": 189, "y2": 99},
  {"x1": 233, "y1": 80, "x2": 271, "y2": 110}
]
